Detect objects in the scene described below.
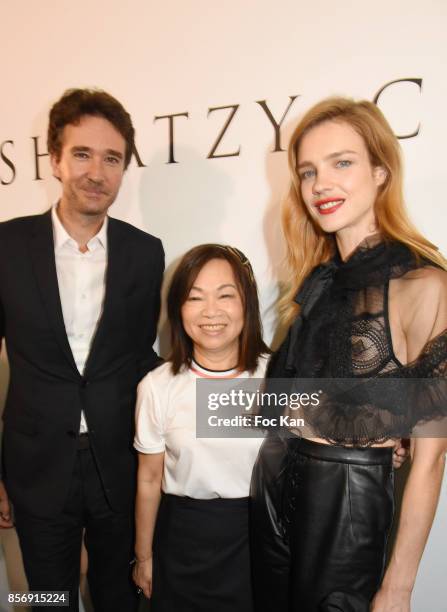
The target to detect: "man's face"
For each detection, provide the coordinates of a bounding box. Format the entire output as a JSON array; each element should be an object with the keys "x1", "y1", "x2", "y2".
[{"x1": 51, "y1": 114, "x2": 126, "y2": 219}]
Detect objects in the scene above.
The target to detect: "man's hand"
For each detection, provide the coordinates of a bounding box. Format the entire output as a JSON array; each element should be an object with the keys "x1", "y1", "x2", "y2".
[
  {"x1": 393, "y1": 439, "x2": 410, "y2": 470},
  {"x1": 0, "y1": 480, "x2": 13, "y2": 528}
]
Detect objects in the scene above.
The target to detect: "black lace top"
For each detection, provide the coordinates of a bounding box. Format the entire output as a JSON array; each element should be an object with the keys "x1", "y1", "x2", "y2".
[{"x1": 266, "y1": 236, "x2": 447, "y2": 446}]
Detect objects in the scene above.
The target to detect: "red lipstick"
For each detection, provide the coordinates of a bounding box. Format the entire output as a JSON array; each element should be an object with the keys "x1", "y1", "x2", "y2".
[{"x1": 314, "y1": 198, "x2": 344, "y2": 215}]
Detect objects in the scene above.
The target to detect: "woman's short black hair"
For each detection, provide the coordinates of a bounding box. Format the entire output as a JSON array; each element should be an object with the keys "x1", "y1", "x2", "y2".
[{"x1": 167, "y1": 244, "x2": 269, "y2": 374}]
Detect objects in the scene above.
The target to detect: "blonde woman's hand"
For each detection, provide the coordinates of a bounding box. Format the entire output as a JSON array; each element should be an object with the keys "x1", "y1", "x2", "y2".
[
  {"x1": 370, "y1": 586, "x2": 411, "y2": 611},
  {"x1": 132, "y1": 557, "x2": 153, "y2": 599}
]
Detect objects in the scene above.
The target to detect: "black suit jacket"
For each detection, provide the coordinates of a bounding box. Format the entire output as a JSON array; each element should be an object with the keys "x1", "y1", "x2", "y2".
[{"x1": 0, "y1": 210, "x2": 164, "y2": 518}]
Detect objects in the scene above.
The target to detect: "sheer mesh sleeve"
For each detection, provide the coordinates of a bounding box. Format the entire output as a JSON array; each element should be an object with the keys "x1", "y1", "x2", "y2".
[
  {"x1": 300, "y1": 330, "x2": 447, "y2": 445},
  {"x1": 266, "y1": 238, "x2": 447, "y2": 446},
  {"x1": 301, "y1": 268, "x2": 447, "y2": 445}
]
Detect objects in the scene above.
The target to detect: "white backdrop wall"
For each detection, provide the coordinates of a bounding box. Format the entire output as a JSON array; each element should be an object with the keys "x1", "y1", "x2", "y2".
[{"x1": 1, "y1": 1, "x2": 446, "y2": 610}]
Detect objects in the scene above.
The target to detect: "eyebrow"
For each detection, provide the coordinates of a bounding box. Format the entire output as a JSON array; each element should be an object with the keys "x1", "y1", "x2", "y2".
[
  {"x1": 297, "y1": 149, "x2": 358, "y2": 169},
  {"x1": 71, "y1": 146, "x2": 124, "y2": 159},
  {"x1": 189, "y1": 283, "x2": 237, "y2": 292}
]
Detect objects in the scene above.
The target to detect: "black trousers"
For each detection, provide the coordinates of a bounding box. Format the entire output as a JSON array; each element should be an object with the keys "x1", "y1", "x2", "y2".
[
  {"x1": 251, "y1": 436, "x2": 394, "y2": 612},
  {"x1": 14, "y1": 437, "x2": 138, "y2": 612}
]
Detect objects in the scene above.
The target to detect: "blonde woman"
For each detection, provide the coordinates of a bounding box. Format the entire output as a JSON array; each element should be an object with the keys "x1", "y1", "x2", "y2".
[{"x1": 251, "y1": 98, "x2": 447, "y2": 612}]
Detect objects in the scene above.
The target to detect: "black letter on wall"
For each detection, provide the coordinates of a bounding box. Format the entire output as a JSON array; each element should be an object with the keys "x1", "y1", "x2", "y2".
[
  {"x1": 154, "y1": 113, "x2": 189, "y2": 164},
  {"x1": 373, "y1": 78, "x2": 422, "y2": 139},
  {"x1": 256, "y1": 96, "x2": 299, "y2": 152},
  {"x1": 32, "y1": 136, "x2": 49, "y2": 180},
  {"x1": 132, "y1": 143, "x2": 147, "y2": 167},
  {"x1": 1, "y1": 140, "x2": 16, "y2": 185},
  {"x1": 207, "y1": 105, "x2": 240, "y2": 159}
]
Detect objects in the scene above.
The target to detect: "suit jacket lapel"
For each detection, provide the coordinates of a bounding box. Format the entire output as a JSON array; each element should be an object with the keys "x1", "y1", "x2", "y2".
[
  {"x1": 29, "y1": 210, "x2": 78, "y2": 373},
  {"x1": 84, "y1": 218, "x2": 127, "y2": 377}
]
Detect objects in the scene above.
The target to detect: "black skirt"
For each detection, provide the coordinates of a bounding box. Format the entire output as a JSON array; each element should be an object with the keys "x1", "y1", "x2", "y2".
[
  {"x1": 251, "y1": 436, "x2": 394, "y2": 612},
  {"x1": 151, "y1": 494, "x2": 253, "y2": 612}
]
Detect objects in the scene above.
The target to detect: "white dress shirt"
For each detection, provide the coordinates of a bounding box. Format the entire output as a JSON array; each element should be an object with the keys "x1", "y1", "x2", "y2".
[{"x1": 51, "y1": 206, "x2": 108, "y2": 433}]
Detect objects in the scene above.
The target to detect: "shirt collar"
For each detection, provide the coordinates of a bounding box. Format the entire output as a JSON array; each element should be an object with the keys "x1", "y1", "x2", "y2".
[{"x1": 51, "y1": 205, "x2": 108, "y2": 253}]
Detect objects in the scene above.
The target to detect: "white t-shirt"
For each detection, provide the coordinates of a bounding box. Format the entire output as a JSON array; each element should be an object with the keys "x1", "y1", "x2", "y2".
[{"x1": 134, "y1": 356, "x2": 268, "y2": 499}]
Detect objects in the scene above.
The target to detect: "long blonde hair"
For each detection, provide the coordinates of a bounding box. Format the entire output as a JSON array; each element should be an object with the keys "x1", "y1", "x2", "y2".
[{"x1": 281, "y1": 96, "x2": 447, "y2": 323}]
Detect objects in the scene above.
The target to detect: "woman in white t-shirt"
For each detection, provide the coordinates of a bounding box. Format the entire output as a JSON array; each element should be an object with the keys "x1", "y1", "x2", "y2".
[{"x1": 132, "y1": 244, "x2": 269, "y2": 611}]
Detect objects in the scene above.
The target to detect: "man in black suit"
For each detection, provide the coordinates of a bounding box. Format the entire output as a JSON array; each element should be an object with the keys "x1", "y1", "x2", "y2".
[{"x1": 0, "y1": 89, "x2": 164, "y2": 611}]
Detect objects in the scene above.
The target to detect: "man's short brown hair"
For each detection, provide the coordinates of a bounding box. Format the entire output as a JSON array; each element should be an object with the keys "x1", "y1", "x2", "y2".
[{"x1": 47, "y1": 88, "x2": 135, "y2": 168}]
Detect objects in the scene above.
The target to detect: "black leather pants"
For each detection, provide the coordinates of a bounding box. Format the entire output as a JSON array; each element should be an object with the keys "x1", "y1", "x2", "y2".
[{"x1": 250, "y1": 435, "x2": 394, "y2": 612}]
